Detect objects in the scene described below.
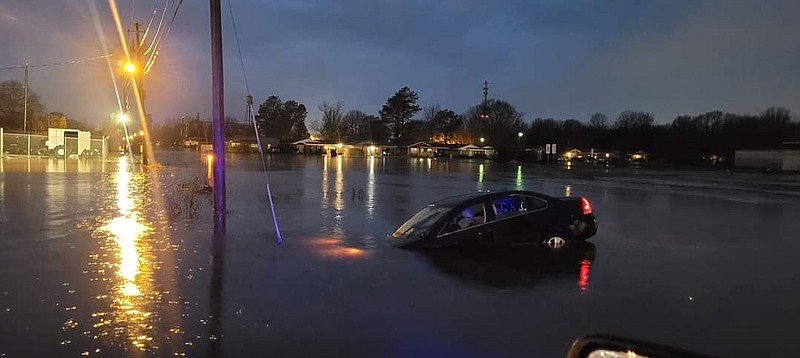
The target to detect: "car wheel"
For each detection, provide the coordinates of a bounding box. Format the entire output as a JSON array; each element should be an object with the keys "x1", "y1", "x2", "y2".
[
  {"x1": 55, "y1": 146, "x2": 65, "y2": 157},
  {"x1": 544, "y1": 234, "x2": 566, "y2": 249}
]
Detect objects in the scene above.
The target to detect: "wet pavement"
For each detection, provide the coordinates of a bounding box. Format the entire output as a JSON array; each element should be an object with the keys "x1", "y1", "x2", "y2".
[{"x1": 1, "y1": 151, "x2": 800, "y2": 357}]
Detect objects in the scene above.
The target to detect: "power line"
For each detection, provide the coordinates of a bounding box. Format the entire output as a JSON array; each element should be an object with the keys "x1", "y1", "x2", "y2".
[{"x1": 0, "y1": 54, "x2": 113, "y2": 71}]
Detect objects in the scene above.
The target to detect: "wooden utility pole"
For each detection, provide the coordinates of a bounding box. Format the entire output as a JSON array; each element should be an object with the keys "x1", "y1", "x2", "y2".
[
  {"x1": 130, "y1": 22, "x2": 151, "y2": 165},
  {"x1": 210, "y1": 0, "x2": 226, "y2": 228},
  {"x1": 480, "y1": 80, "x2": 489, "y2": 119},
  {"x1": 23, "y1": 63, "x2": 28, "y2": 134}
]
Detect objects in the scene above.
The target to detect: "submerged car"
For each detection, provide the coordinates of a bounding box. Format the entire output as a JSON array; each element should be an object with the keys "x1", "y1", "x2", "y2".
[{"x1": 387, "y1": 190, "x2": 597, "y2": 248}]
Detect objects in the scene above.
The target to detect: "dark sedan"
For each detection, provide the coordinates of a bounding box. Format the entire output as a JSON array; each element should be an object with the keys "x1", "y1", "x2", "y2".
[{"x1": 387, "y1": 190, "x2": 597, "y2": 248}]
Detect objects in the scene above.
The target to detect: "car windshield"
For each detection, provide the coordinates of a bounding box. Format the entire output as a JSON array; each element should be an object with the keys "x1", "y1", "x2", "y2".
[{"x1": 392, "y1": 205, "x2": 451, "y2": 238}]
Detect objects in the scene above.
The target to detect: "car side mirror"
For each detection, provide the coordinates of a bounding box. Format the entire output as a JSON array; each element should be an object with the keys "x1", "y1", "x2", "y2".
[{"x1": 566, "y1": 335, "x2": 715, "y2": 358}]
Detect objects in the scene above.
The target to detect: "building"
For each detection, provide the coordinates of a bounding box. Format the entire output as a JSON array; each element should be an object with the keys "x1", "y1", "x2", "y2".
[{"x1": 735, "y1": 149, "x2": 800, "y2": 172}]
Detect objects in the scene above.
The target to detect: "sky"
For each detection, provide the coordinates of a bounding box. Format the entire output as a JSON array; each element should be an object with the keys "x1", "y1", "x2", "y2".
[{"x1": 1, "y1": 0, "x2": 799, "y2": 127}]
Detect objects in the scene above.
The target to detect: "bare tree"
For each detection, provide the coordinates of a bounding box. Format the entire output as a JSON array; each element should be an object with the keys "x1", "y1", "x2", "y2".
[
  {"x1": 318, "y1": 101, "x2": 344, "y2": 141},
  {"x1": 589, "y1": 113, "x2": 608, "y2": 129},
  {"x1": 614, "y1": 111, "x2": 654, "y2": 129}
]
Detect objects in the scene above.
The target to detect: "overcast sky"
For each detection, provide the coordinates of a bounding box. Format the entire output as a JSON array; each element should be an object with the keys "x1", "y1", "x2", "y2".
[{"x1": 1, "y1": 0, "x2": 798, "y2": 126}]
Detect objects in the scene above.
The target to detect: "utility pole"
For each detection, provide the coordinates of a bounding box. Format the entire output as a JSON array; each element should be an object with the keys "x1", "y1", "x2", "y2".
[
  {"x1": 483, "y1": 80, "x2": 489, "y2": 105},
  {"x1": 210, "y1": 0, "x2": 226, "y2": 229},
  {"x1": 480, "y1": 80, "x2": 489, "y2": 119},
  {"x1": 23, "y1": 63, "x2": 28, "y2": 134},
  {"x1": 132, "y1": 22, "x2": 150, "y2": 165},
  {"x1": 246, "y1": 95, "x2": 253, "y2": 125},
  {"x1": 134, "y1": 22, "x2": 145, "y2": 113}
]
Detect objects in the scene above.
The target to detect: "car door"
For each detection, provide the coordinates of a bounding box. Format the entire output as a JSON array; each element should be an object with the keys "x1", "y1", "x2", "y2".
[
  {"x1": 488, "y1": 194, "x2": 550, "y2": 244},
  {"x1": 437, "y1": 201, "x2": 492, "y2": 246}
]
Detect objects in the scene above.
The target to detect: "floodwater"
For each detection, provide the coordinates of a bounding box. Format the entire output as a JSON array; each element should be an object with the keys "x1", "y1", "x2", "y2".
[{"x1": 1, "y1": 151, "x2": 800, "y2": 357}]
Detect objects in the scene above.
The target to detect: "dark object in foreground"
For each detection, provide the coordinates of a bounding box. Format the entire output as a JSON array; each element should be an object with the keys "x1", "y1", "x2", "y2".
[
  {"x1": 567, "y1": 334, "x2": 716, "y2": 358},
  {"x1": 387, "y1": 190, "x2": 597, "y2": 248}
]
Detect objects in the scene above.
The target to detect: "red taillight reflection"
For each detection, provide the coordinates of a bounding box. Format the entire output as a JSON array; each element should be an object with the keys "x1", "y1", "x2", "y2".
[
  {"x1": 581, "y1": 197, "x2": 592, "y2": 215},
  {"x1": 578, "y1": 259, "x2": 591, "y2": 293}
]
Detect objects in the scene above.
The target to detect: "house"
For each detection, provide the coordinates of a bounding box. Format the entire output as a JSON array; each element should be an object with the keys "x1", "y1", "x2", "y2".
[
  {"x1": 562, "y1": 149, "x2": 583, "y2": 161},
  {"x1": 356, "y1": 142, "x2": 397, "y2": 156},
  {"x1": 292, "y1": 137, "x2": 365, "y2": 156},
  {"x1": 457, "y1": 144, "x2": 496, "y2": 158},
  {"x1": 226, "y1": 135, "x2": 260, "y2": 153},
  {"x1": 405, "y1": 141, "x2": 438, "y2": 157},
  {"x1": 627, "y1": 150, "x2": 649, "y2": 163}
]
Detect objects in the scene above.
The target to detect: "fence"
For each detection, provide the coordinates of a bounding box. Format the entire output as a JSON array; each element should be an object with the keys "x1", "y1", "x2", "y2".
[{"x1": 1, "y1": 128, "x2": 108, "y2": 159}]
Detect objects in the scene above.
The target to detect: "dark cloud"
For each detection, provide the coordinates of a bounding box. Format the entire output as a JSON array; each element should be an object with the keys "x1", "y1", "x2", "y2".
[{"x1": 0, "y1": 0, "x2": 797, "y2": 126}]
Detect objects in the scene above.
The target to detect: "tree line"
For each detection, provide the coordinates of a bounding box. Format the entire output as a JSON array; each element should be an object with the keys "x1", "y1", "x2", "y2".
[
  {"x1": 251, "y1": 86, "x2": 798, "y2": 165},
  {"x1": 6, "y1": 75, "x2": 796, "y2": 165},
  {"x1": 527, "y1": 108, "x2": 799, "y2": 164},
  {"x1": 144, "y1": 97, "x2": 800, "y2": 166}
]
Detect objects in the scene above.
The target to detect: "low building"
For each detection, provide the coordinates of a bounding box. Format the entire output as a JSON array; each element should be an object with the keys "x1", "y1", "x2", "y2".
[
  {"x1": 627, "y1": 150, "x2": 649, "y2": 163},
  {"x1": 735, "y1": 149, "x2": 800, "y2": 172},
  {"x1": 456, "y1": 144, "x2": 496, "y2": 158},
  {"x1": 406, "y1": 141, "x2": 438, "y2": 157},
  {"x1": 226, "y1": 135, "x2": 260, "y2": 153}
]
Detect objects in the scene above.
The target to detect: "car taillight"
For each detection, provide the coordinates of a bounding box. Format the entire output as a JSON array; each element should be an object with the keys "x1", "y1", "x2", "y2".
[{"x1": 581, "y1": 197, "x2": 592, "y2": 215}]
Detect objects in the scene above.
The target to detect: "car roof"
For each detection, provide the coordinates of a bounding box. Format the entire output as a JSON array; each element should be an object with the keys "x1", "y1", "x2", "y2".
[{"x1": 430, "y1": 190, "x2": 551, "y2": 207}]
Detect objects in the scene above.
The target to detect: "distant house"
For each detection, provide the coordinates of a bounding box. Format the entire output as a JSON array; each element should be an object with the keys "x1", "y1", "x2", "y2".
[
  {"x1": 627, "y1": 150, "x2": 649, "y2": 163},
  {"x1": 406, "y1": 141, "x2": 438, "y2": 157},
  {"x1": 355, "y1": 141, "x2": 397, "y2": 156},
  {"x1": 457, "y1": 144, "x2": 496, "y2": 158},
  {"x1": 226, "y1": 135, "x2": 260, "y2": 153},
  {"x1": 292, "y1": 137, "x2": 366, "y2": 156},
  {"x1": 563, "y1": 149, "x2": 583, "y2": 161}
]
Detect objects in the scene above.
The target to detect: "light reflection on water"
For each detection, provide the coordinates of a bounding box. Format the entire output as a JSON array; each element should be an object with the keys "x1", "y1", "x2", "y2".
[
  {"x1": 313, "y1": 155, "x2": 369, "y2": 258},
  {"x1": 367, "y1": 156, "x2": 376, "y2": 219},
  {"x1": 84, "y1": 157, "x2": 183, "y2": 355},
  {"x1": 0, "y1": 157, "x2": 107, "y2": 173},
  {"x1": 0, "y1": 179, "x2": 5, "y2": 223},
  {"x1": 94, "y1": 157, "x2": 156, "y2": 351}
]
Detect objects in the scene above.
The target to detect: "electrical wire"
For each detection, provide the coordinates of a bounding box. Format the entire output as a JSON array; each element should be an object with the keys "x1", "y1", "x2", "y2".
[
  {"x1": 0, "y1": 54, "x2": 113, "y2": 71},
  {"x1": 143, "y1": 0, "x2": 183, "y2": 74},
  {"x1": 227, "y1": 0, "x2": 283, "y2": 245}
]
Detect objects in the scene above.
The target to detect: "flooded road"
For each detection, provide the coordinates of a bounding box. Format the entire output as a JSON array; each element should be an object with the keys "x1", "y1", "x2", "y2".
[{"x1": 1, "y1": 152, "x2": 799, "y2": 357}]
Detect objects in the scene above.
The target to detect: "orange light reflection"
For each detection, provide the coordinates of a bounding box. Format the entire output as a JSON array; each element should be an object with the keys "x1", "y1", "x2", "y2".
[
  {"x1": 306, "y1": 237, "x2": 366, "y2": 259},
  {"x1": 95, "y1": 156, "x2": 155, "y2": 350}
]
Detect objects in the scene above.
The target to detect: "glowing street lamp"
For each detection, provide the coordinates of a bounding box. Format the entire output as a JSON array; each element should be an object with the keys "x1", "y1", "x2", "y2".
[
  {"x1": 517, "y1": 132, "x2": 523, "y2": 148},
  {"x1": 114, "y1": 112, "x2": 134, "y2": 160},
  {"x1": 479, "y1": 137, "x2": 485, "y2": 144},
  {"x1": 123, "y1": 62, "x2": 136, "y2": 74}
]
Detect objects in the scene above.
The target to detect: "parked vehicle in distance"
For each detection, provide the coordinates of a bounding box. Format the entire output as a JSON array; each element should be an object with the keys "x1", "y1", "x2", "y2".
[{"x1": 387, "y1": 190, "x2": 597, "y2": 248}]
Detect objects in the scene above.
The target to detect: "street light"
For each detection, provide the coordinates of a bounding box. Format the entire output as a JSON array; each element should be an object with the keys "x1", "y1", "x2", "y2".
[
  {"x1": 115, "y1": 112, "x2": 133, "y2": 161},
  {"x1": 517, "y1": 132, "x2": 523, "y2": 148},
  {"x1": 479, "y1": 137, "x2": 485, "y2": 144},
  {"x1": 123, "y1": 62, "x2": 136, "y2": 74}
]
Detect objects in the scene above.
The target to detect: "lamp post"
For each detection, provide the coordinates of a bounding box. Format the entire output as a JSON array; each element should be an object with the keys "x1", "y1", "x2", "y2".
[
  {"x1": 479, "y1": 137, "x2": 485, "y2": 145},
  {"x1": 517, "y1": 132, "x2": 523, "y2": 148}
]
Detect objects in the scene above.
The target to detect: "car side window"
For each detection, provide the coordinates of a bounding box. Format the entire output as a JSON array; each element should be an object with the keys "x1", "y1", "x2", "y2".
[
  {"x1": 439, "y1": 203, "x2": 486, "y2": 235},
  {"x1": 520, "y1": 195, "x2": 548, "y2": 211},
  {"x1": 492, "y1": 194, "x2": 547, "y2": 220},
  {"x1": 492, "y1": 195, "x2": 523, "y2": 219}
]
